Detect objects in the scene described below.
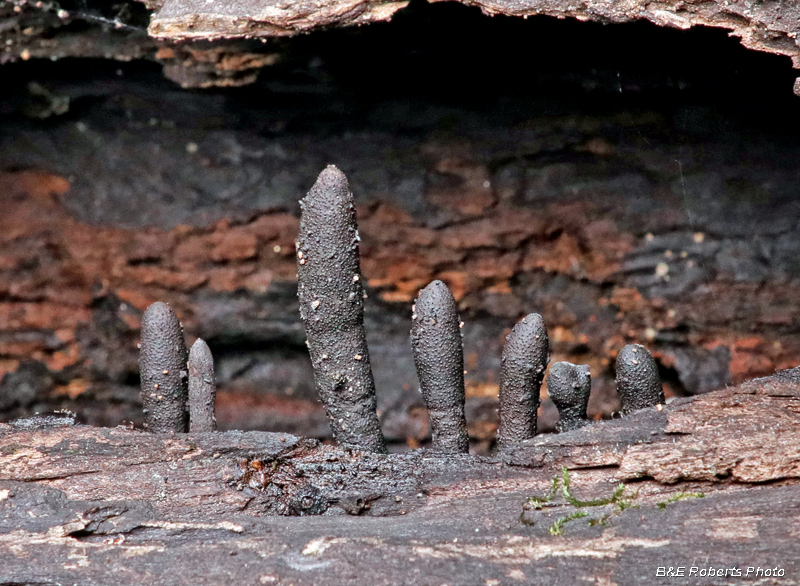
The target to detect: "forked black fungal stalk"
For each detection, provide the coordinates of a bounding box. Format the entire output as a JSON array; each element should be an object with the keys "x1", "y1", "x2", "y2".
[
  {"x1": 188, "y1": 338, "x2": 217, "y2": 432},
  {"x1": 296, "y1": 165, "x2": 386, "y2": 453},
  {"x1": 615, "y1": 343, "x2": 664, "y2": 414},
  {"x1": 410, "y1": 280, "x2": 469, "y2": 454},
  {"x1": 547, "y1": 362, "x2": 591, "y2": 433},
  {"x1": 139, "y1": 302, "x2": 189, "y2": 433},
  {"x1": 497, "y1": 313, "x2": 549, "y2": 448}
]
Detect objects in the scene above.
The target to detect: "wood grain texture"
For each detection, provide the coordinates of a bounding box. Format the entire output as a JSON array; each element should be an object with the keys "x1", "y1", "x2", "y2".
[{"x1": 1, "y1": 368, "x2": 799, "y2": 584}]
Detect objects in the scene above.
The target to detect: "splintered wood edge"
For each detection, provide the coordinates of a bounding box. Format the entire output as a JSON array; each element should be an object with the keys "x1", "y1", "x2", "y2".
[
  {"x1": 147, "y1": 0, "x2": 800, "y2": 73},
  {"x1": 1, "y1": 368, "x2": 798, "y2": 511},
  {"x1": 148, "y1": 0, "x2": 410, "y2": 39}
]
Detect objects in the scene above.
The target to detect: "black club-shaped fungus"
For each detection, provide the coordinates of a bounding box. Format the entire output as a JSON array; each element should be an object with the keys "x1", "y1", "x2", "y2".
[
  {"x1": 410, "y1": 280, "x2": 469, "y2": 454},
  {"x1": 497, "y1": 313, "x2": 549, "y2": 448},
  {"x1": 547, "y1": 361, "x2": 591, "y2": 433},
  {"x1": 296, "y1": 165, "x2": 386, "y2": 453},
  {"x1": 188, "y1": 338, "x2": 217, "y2": 432},
  {"x1": 138, "y1": 302, "x2": 189, "y2": 433},
  {"x1": 615, "y1": 343, "x2": 664, "y2": 414}
]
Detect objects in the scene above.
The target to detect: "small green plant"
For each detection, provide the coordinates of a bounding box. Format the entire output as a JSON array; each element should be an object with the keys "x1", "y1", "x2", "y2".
[
  {"x1": 524, "y1": 467, "x2": 637, "y2": 536},
  {"x1": 548, "y1": 511, "x2": 588, "y2": 535},
  {"x1": 525, "y1": 476, "x2": 560, "y2": 510},
  {"x1": 561, "y1": 467, "x2": 629, "y2": 510},
  {"x1": 656, "y1": 492, "x2": 705, "y2": 509}
]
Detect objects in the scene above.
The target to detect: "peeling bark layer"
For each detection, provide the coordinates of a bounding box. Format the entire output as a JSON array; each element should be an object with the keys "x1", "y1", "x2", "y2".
[
  {"x1": 146, "y1": 0, "x2": 800, "y2": 87},
  {"x1": 1, "y1": 0, "x2": 800, "y2": 89},
  {"x1": 1, "y1": 369, "x2": 799, "y2": 584},
  {"x1": 149, "y1": 0, "x2": 410, "y2": 40}
]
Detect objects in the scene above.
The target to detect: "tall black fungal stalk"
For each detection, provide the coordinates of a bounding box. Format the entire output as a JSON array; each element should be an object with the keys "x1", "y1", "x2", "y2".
[
  {"x1": 410, "y1": 280, "x2": 469, "y2": 454},
  {"x1": 296, "y1": 165, "x2": 386, "y2": 453},
  {"x1": 615, "y1": 344, "x2": 664, "y2": 414},
  {"x1": 139, "y1": 302, "x2": 189, "y2": 433},
  {"x1": 497, "y1": 313, "x2": 549, "y2": 448},
  {"x1": 547, "y1": 362, "x2": 591, "y2": 433},
  {"x1": 188, "y1": 338, "x2": 217, "y2": 432}
]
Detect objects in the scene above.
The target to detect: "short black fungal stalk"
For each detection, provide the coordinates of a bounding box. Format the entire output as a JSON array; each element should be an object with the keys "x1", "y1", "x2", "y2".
[
  {"x1": 497, "y1": 313, "x2": 550, "y2": 448},
  {"x1": 410, "y1": 280, "x2": 470, "y2": 454},
  {"x1": 188, "y1": 338, "x2": 217, "y2": 432},
  {"x1": 139, "y1": 302, "x2": 189, "y2": 433},
  {"x1": 296, "y1": 165, "x2": 386, "y2": 453},
  {"x1": 615, "y1": 344, "x2": 664, "y2": 414},
  {"x1": 547, "y1": 362, "x2": 591, "y2": 432}
]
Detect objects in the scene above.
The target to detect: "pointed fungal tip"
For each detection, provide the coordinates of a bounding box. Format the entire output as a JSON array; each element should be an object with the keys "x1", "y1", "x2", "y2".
[
  {"x1": 141, "y1": 301, "x2": 183, "y2": 338},
  {"x1": 311, "y1": 164, "x2": 349, "y2": 194},
  {"x1": 509, "y1": 312, "x2": 546, "y2": 338},
  {"x1": 421, "y1": 279, "x2": 448, "y2": 294},
  {"x1": 189, "y1": 338, "x2": 213, "y2": 360},
  {"x1": 300, "y1": 165, "x2": 354, "y2": 221},
  {"x1": 416, "y1": 280, "x2": 456, "y2": 311},
  {"x1": 142, "y1": 300, "x2": 174, "y2": 320}
]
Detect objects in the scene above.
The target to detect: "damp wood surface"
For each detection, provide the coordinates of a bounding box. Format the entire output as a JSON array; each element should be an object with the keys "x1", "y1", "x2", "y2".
[{"x1": 1, "y1": 369, "x2": 799, "y2": 585}]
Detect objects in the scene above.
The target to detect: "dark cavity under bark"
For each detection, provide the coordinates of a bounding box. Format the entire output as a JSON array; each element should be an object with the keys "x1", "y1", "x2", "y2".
[
  {"x1": 296, "y1": 165, "x2": 386, "y2": 453},
  {"x1": 410, "y1": 280, "x2": 469, "y2": 454},
  {"x1": 188, "y1": 338, "x2": 217, "y2": 432},
  {"x1": 547, "y1": 361, "x2": 591, "y2": 433},
  {"x1": 138, "y1": 302, "x2": 189, "y2": 433},
  {"x1": 497, "y1": 313, "x2": 549, "y2": 448},
  {"x1": 616, "y1": 343, "x2": 664, "y2": 414}
]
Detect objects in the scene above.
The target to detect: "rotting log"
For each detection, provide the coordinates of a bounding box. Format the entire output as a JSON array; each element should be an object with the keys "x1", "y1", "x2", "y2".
[
  {"x1": 2, "y1": 0, "x2": 800, "y2": 89},
  {"x1": 146, "y1": 0, "x2": 800, "y2": 80},
  {"x1": 1, "y1": 368, "x2": 799, "y2": 585}
]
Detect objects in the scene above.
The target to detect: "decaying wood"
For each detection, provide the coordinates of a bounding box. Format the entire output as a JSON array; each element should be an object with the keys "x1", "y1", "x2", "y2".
[
  {"x1": 147, "y1": 0, "x2": 800, "y2": 79},
  {"x1": 148, "y1": 0, "x2": 410, "y2": 40},
  {"x1": 2, "y1": 368, "x2": 799, "y2": 584},
  {"x1": 2, "y1": 0, "x2": 800, "y2": 89}
]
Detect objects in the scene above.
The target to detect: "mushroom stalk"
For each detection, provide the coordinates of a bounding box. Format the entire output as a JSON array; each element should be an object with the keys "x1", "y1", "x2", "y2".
[
  {"x1": 615, "y1": 344, "x2": 664, "y2": 414},
  {"x1": 497, "y1": 313, "x2": 549, "y2": 448},
  {"x1": 138, "y1": 302, "x2": 189, "y2": 433},
  {"x1": 296, "y1": 165, "x2": 386, "y2": 453},
  {"x1": 547, "y1": 362, "x2": 591, "y2": 433},
  {"x1": 411, "y1": 280, "x2": 469, "y2": 454},
  {"x1": 188, "y1": 338, "x2": 217, "y2": 432}
]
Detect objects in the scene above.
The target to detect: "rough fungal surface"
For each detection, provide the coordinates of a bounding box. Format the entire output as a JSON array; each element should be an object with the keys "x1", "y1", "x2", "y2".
[
  {"x1": 615, "y1": 344, "x2": 665, "y2": 415},
  {"x1": 138, "y1": 302, "x2": 189, "y2": 433},
  {"x1": 497, "y1": 313, "x2": 549, "y2": 448},
  {"x1": 188, "y1": 338, "x2": 217, "y2": 432},
  {"x1": 547, "y1": 362, "x2": 591, "y2": 433},
  {"x1": 296, "y1": 165, "x2": 386, "y2": 453},
  {"x1": 410, "y1": 280, "x2": 469, "y2": 454}
]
